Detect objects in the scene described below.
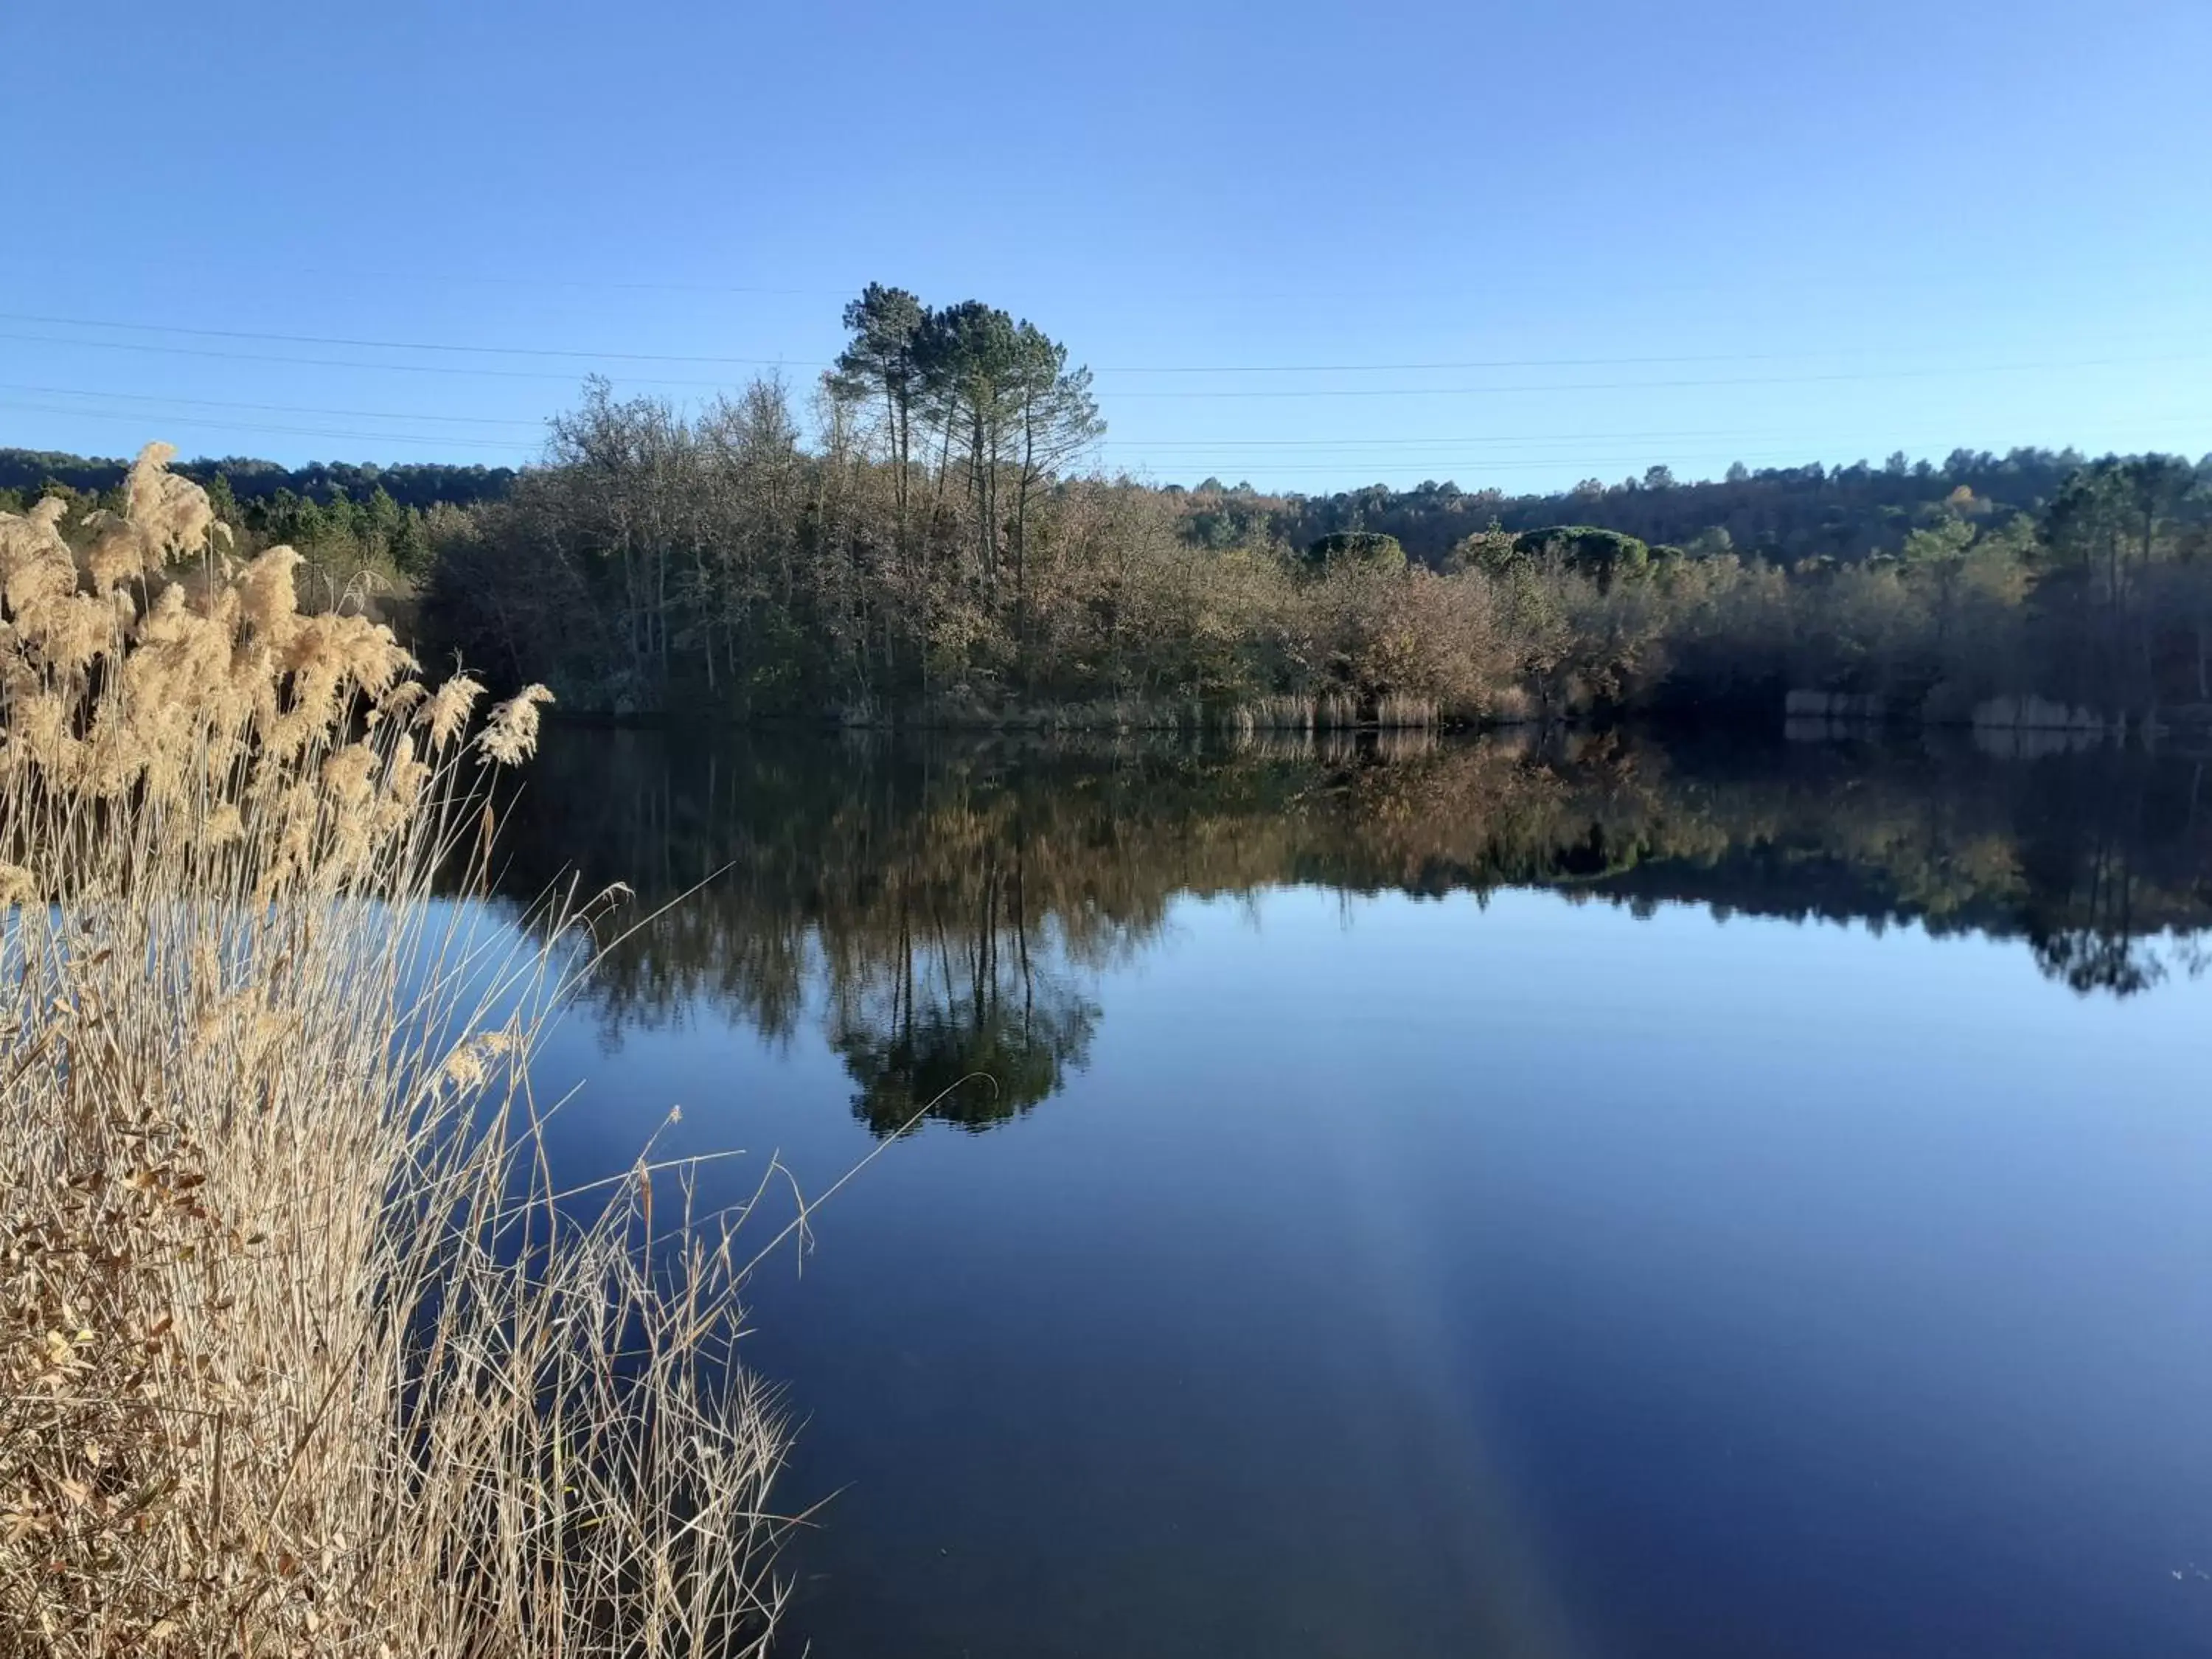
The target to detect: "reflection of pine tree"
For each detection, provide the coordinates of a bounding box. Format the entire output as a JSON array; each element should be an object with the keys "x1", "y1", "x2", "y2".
[
  {"x1": 2018, "y1": 757, "x2": 2188, "y2": 996},
  {"x1": 835, "y1": 998, "x2": 1096, "y2": 1135},
  {"x1": 2032, "y1": 927, "x2": 2163, "y2": 996},
  {"x1": 827, "y1": 854, "x2": 1098, "y2": 1134}
]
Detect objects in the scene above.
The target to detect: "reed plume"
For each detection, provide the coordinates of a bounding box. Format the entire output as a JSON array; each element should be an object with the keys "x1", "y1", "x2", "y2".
[{"x1": 0, "y1": 447, "x2": 787, "y2": 1656}]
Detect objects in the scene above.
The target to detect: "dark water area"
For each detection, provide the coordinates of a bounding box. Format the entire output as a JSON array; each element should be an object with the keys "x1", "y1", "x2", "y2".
[{"x1": 501, "y1": 723, "x2": 2212, "y2": 1659}]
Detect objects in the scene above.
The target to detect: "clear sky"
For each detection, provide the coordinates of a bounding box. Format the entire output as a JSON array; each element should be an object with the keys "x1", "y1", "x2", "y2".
[{"x1": 4, "y1": 0, "x2": 2209, "y2": 494}]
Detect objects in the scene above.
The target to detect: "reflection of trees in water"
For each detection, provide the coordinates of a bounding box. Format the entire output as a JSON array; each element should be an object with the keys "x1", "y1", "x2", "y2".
[
  {"x1": 2012, "y1": 759, "x2": 2212, "y2": 995},
  {"x1": 824, "y1": 850, "x2": 1097, "y2": 1134},
  {"x1": 497, "y1": 734, "x2": 1169, "y2": 1131},
  {"x1": 1548, "y1": 734, "x2": 2212, "y2": 997},
  {"x1": 493, "y1": 728, "x2": 2212, "y2": 1133}
]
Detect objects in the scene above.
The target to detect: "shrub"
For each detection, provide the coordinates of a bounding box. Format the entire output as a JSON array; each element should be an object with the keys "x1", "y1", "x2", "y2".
[
  {"x1": 1301, "y1": 531, "x2": 1408, "y2": 577},
  {"x1": 1510, "y1": 525, "x2": 1652, "y2": 588}
]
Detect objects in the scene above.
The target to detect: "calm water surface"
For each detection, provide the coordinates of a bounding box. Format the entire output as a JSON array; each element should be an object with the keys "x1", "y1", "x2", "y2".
[{"x1": 504, "y1": 726, "x2": 2212, "y2": 1659}]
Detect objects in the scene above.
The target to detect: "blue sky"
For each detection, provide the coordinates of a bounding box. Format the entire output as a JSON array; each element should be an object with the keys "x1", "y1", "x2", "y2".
[{"x1": 4, "y1": 0, "x2": 2209, "y2": 493}]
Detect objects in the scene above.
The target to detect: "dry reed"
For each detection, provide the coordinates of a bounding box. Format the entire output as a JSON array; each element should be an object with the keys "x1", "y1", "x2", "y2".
[
  {"x1": 0, "y1": 448, "x2": 787, "y2": 1657},
  {"x1": 1227, "y1": 692, "x2": 1441, "y2": 736}
]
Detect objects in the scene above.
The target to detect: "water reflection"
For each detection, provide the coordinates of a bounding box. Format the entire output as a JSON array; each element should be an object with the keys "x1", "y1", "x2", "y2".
[
  {"x1": 821, "y1": 842, "x2": 1099, "y2": 1135},
  {"x1": 498, "y1": 727, "x2": 2212, "y2": 1130}
]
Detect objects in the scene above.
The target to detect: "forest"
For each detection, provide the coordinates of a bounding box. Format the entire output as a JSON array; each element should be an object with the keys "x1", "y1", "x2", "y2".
[{"x1": 8, "y1": 285, "x2": 2211, "y2": 730}]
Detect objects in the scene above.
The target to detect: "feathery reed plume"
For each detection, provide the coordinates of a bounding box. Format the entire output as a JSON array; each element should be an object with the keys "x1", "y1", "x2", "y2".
[
  {"x1": 479, "y1": 682, "x2": 554, "y2": 766},
  {"x1": 0, "y1": 448, "x2": 787, "y2": 1655}
]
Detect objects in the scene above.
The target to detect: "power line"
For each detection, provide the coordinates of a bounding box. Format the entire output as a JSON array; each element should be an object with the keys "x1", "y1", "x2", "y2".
[
  {"x1": 13, "y1": 382, "x2": 2201, "y2": 456},
  {"x1": 0, "y1": 254, "x2": 846, "y2": 300},
  {"x1": 0, "y1": 401, "x2": 532, "y2": 453},
  {"x1": 10, "y1": 402, "x2": 2202, "y2": 480},
  {"x1": 1103, "y1": 425, "x2": 1933, "y2": 451},
  {"x1": 1135, "y1": 451, "x2": 1969, "y2": 476},
  {"x1": 1133, "y1": 445, "x2": 1961, "y2": 472},
  {"x1": 7, "y1": 309, "x2": 2211, "y2": 380},
  {"x1": 7, "y1": 327, "x2": 2206, "y2": 400},
  {"x1": 1105, "y1": 421, "x2": 2212, "y2": 456},
  {"x1": 1096, "y1": 340, "x2": 2212, "y2": 375},
  {"x1": 0, "y1": 390, "x2": 1849, "y2": 455},
  {"x1": 0, "y1": 383, "x2": 548, "y2": 428},
  {"x1": 7, "y1": 409, "x2": 2196, "y2": 494},
  {"x1": 12, "y1": 248, "x2": 2208, "y2": 310},
  {"x1": 0, "y1": 404, "x2": 1892, "y2": 475},
  {"x1": 0, "y1": 411, "x2": 1922, "y2": 477},
  {"x1": 0, "y1": 331, "x2": 678, "y2": 384},
  {"x1": 8, "y1": 385, "x2": 1738, "y2": 447},
  {"x1": 1102, "y1": 353, "x2": 2212, "y2": 399},
  {"x1": 0, "y1": 312, "x2": 813, "y2": 368},
  {"x1": 0, "y1": 308, "x2": 1974, "y2": 375}
]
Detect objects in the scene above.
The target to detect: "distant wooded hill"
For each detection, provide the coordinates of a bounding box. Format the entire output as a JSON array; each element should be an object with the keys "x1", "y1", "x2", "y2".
[
  {"x1": 0, "y1": 442, "x2": 2140, "y2": 563},
  {"x1": 1181, "y1": 448, "x2": 2118, "y2": 568},
  {"x1": 0, "y1": 448, "x2": 515, "y2": 512}
]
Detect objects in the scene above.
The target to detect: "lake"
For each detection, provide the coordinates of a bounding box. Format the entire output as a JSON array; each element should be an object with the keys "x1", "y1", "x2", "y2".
[{"x1": 501, "y1": 724, "x2": 2212, "y2": 1659}]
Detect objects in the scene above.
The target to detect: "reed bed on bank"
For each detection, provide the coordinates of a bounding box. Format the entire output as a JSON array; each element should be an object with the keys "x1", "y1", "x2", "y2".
[
  {"x1": 0, "y1": 448, "x2": 787, "y2": 1658},
  {"x1": 1225, "y1": 692, "x2": 1441, "y2": 737}
]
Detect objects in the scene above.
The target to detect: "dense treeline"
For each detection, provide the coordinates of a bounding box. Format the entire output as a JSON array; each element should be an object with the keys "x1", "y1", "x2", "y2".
[
  {"x1": 418, "y1": 288, "x2": 2212, "y2": 725},
  {"x1": 0, "y1": 451, "x2": 497, "y2": 606},
  {"x1": 0, "y1": 448, "x2": 514, "y2": 512},
  {"x1": 421, "y1": 340, "x2": 2212, "y2": 724},
  {"x1": 490, "y1": 728, "x2": 2212, "y2": 1131},
  {"x1": 1198, "y1": 448, "x2": 2107, "y2": 568},
  {"x1": 12, "y1": 288, "x2": 2211, "y2": 726}
]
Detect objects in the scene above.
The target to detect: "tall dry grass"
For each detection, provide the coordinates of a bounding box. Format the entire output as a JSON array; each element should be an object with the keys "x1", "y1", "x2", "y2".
[
  {"x1": 0, "y1": 447, "x2": 787, "y2": 1656},
  {"x1": 1225, "y1": 692, "x2": 1441, "y2": 737}
]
